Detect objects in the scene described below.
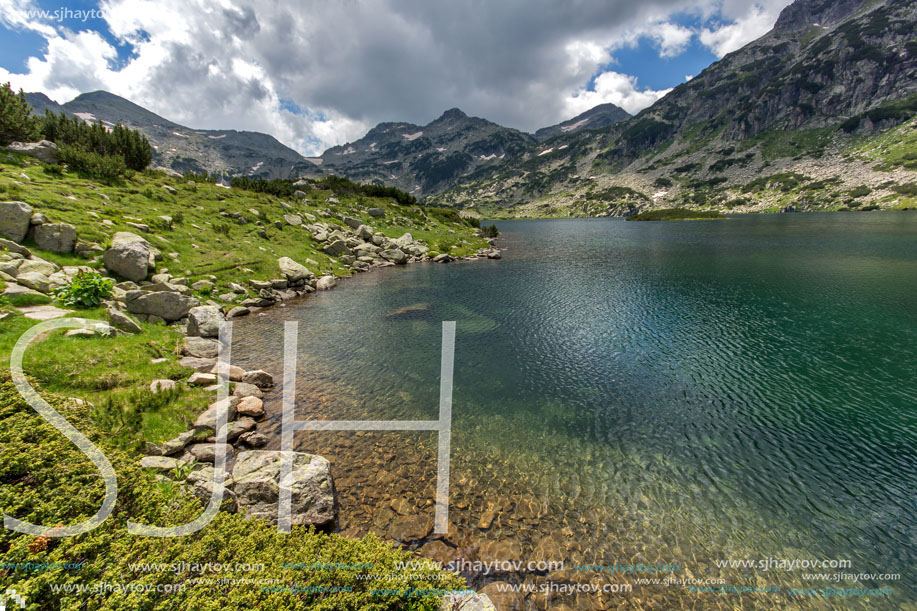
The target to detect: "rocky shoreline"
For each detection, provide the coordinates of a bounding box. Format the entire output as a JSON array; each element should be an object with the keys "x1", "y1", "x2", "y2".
[{"x1": 1, "y1": 198, "x2": 502, "y2": 610}]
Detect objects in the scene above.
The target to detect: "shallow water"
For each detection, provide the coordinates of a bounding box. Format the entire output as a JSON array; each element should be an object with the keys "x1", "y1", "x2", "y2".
[{"x1": 231, "y1": 212, "x2": 917, "y2": 609}]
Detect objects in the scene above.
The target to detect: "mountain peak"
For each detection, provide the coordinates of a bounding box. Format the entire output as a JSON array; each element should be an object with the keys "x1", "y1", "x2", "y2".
[{"x1": 436, "y1": 108, "x2": 468, "y2": 121}]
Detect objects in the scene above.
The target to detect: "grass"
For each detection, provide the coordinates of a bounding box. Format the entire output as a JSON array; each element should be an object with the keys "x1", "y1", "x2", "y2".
[
  {"x1": 0, "y1": 151, "x2": 489, "y2": 455},
  {"x1": 626, "y1": 208, "x2": 726, "y2": 221},
  {"x1": 0, "y1": 153, "x2": 488, "y2": 300}
]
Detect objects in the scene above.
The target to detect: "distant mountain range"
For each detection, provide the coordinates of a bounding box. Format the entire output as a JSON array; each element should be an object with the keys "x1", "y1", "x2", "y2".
[
  {"x1": 24, "y1": 91, "x2": 318, "y2": 179},
  {"x1": 24, "y1": 91, "x2": 627, "y2": 193},
  {"x1": 21, "y1": 0, "x2": 916, "y2": 215}
]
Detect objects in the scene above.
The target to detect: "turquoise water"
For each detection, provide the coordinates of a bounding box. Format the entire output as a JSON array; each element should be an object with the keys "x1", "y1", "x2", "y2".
[{"x1": 232, "y1": 212, "x2": 916, "y2": 609}]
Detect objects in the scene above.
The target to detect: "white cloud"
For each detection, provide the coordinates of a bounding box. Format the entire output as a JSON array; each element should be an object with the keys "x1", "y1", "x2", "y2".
[
  {"x1": 699, "y1": 1, "x2": 790, "y2": 57},
  {"x1": 565, "y1": 71, "x2": 671, "y2": 116},
  {"x1": 651, "y1": 22, "x2": 693, "y2": 58},
  {"x1": 0, "y1": 0, "x2": 794, "y2": 154}
]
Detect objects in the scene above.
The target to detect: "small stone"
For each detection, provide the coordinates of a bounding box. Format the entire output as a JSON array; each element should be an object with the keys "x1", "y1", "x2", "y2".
[
  {"x1": 238, "y1": 431, "x2": 268, "y2": 447},
  {"x1": 187, "y1": 443, "x2": 234, "y2": 463},
  {"x1": 232, "y1": 382, "x2": 263, "y2": 399},
  {"x1": 241, "y1": 369, "x2": 273, "y2": 388},
  {"x1": 179, "y1": 356, "x2": 217, "y2": 372},
  {"x1": 236, "y1": 396, "x2": 264, "y2": 418},
  {"x1": 188, "y1": 372, "x2": 217, "y2": 386},
  {"x1": 194, "y1": 396, "x2": 239, "y2": 430},
  {"x1": 150, "y1": 379, "x2": 176, "y2": 393},
  {"x1": 139, "y1": 456, "x2": 186, "y2": 472}
]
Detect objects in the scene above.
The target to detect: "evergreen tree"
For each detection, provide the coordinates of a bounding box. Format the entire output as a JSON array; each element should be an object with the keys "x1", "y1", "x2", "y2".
[{"x1": 0, "y1": 83, "x2": 40, "y2": 146}]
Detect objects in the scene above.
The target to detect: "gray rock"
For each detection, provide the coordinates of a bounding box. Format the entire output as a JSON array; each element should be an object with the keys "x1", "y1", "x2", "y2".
[
  {"x1": 186, "y1": 467, "x2": 237, "y2": 512},
  {"x1": 15, "y1": 271, "x2": 50, "y2": 293},
  {"x1": 18, "y1": 258, "x2": 59, "y2": 276},
  {"x1": 277, "y1": 257, "x2": 313, "y2": 282},
  {"x1": 315, "y1": 275, "x2": 337, "y2": 290},
  {"x1": 187, "y1": 443, "x2": 234, "y2": 463},
  {"x1": 150, "y1": 379, "x2": 176, "y2": 393},
  {"x1": 226, "y1": 306, "x2": 250, "y2": 318},
  {"x1": 232, "y1": 451, "x2": 336, "y2": 526},
  {"x1": 194, "y1": 396, "x2": 239, "y2": 430},
  {"x1": 238, "y1": 431, "x2": 268, "y2": 447},
  {"x1": 217, "y1": 417, "x2": 256, "y2": 442},
  {"x1": 342, "y1": 216, "x2": 362, "y2": 229},
  {"x1": 30, "y1": 212, "x2": 48, "y2": 225},
  {"x1": 283, "y1": 214, "x2": 303, "y2": 226},
  {"x1": 181, "y1": 337, "x2": 222, "y2": 359},
  {"x1": 74, "y1": 241, "x2": 103, "y2": 258},
  {"x1": 0, "y1": 237, "x2": 30, "y2": 257},
  {"x1": 139, "y1": 456, "x2": 187, "y2": 472},
  {"x1": 1, "y1": 283, "x2": 45, "y2": 299},
  {"x1": 103, "y1": 241, "x2": 151, "y2": 282},
  {"x1": 191, "y1": 280, "x2": 214, "y2": 292},
  {"x1": 179, "y1": 356, "x2": 217, "y2": 372},
  {"x1": 0, "y1": 260, "x2": 19, "y2": 277},
  {"x1": 33, "y1": 223, "x2": 77, "y2": 253},
  {"x1": 356, "y1": 225, "x2": 374, "y2": 240},
  {"x1": 108, "y1": 307, "x2": 142, "y2": 334},
  {"x1": 157, "y1": 429, "x2": 198, "y2": 456},
  {"x1": 323, "y1": 240, "x2": 353, "y2": 257},
  {"x1": 232, "y1": 382, "x2": 263, "y2": 399},
  {"x1": 381, "y1": 249, "x2": 407, "y2": 264},
  {"x1": 394, "y1": 232, "x2": 414, "y2": 248},
  {"x1": 125, "y1": 222, "x2": 150, "y2": 233},
  {"x1": 433, "y1": 253, "x2": 453, "y2": 263},
  {"x1": 367, "y1": 207, "x2": 385, "y2": 217},
  {"x1": 241, "y1": 369, "x2": 273, "y2": 388},
  {"x1": 186, "y1": 305, "x2": 223, "y2": 338},
  {"x1": 7, "y1": 140, "x2": 58, "y2": 163},
  {"x1": 188, "y1": 372, "x2": 217, "y2": 386},
  {"x1": 126, "y1": 291, "x2": 199, "y2": 322},
  {"x1": 0, "y1": 201, "x2": 33, "y2": 243}
]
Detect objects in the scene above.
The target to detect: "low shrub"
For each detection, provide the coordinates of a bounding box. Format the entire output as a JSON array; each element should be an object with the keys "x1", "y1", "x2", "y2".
[{"x1": 52, "y1": 271, "x2": 114, "y2": 308}]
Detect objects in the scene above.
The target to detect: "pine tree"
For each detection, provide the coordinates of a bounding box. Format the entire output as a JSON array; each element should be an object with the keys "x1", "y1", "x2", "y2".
[{"x1": 0, "y1": 83, "x2": 40, "y2": 146}]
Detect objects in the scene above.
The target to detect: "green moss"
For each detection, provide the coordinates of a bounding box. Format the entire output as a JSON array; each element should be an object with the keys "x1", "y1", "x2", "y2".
[{"x1": 0, "y1": 375, "x2": 465, "y2": 609}]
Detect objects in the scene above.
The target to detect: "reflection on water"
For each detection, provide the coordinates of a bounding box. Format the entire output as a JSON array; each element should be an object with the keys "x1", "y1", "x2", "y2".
[{"x1": 231, "y1": 213, "x2": 917, "y2": 609}]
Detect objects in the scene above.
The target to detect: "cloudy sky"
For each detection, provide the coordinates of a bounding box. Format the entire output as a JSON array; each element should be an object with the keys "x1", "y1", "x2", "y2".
[{"x1": 0, "y1": 0, "x2": 793, "y2": 155}]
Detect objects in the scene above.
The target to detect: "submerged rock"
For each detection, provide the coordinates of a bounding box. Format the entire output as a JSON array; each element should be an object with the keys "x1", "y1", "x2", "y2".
[{"x1": 232, "y1": 450, "x2": 336, "y2": 527}]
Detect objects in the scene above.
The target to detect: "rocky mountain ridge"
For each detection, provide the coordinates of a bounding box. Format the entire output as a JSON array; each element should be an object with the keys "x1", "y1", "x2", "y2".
[{"x1": 430, "y1": 0, "x2": 917, "y2": 216}]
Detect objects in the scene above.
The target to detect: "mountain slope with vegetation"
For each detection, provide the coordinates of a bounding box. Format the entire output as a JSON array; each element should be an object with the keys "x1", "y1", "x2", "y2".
[
  {"x1": 430, "y1": 0, "x2": 917, "y2": 217},
  {"x1": 25, "y1": 90, "x2": 321, "y2": 180}
]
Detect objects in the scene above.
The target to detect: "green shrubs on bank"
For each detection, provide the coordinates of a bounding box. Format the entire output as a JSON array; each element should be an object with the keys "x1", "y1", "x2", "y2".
[
  {"x1": 0, "y1": 375, "x2": 463, "y2": 610},
  {"x1": 480, "y1": 224, "x2": 499, "y2": 238},
  {"x1": 52, "y1": 271, "x2": 114, "y2": 308},
  {"x1": 40, "y1": 112, "x2": 152, "y2": 171}
]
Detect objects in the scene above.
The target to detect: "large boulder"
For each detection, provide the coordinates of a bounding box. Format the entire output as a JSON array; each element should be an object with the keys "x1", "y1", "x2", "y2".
[
  {"x1": 18, "y1": 258, "x2": 58, "y2": 276},
  {"x1": 108, "y1": 307, "x2": 142, "y2": 334},
  {"x1": 15, "y1": 271, "x2": 50, "y2": 293},
  {"x1": 394, "y1": 233, "x2": 414, "y2": 249},
  {"x1": 33, "y1": 223, "x2": 77, "y2": 253},
  {"x1": 381, "y1": 249, "x2": 407, "y2": 264},
  {"x1": 367, "y1": 207, "x2": 385, "y2": 218},
  {"x1": 277, "y1": 257, "x2": 313, "y2": 282},
  {"x1": 231, "y1": 451, "x2": 336, "y2": 526},
  {"x1": 103, "y1": 240, "x2": 152, "y2": 282},
  {"x1": 0, "y1": 237, "x2": 30, "y2": 257},
  {"x1": 125, "y1": 291, "x2": 200, "y2": 322},
  {"x1": 186, "y1": 305, "x2": 223, "y2": 337},
  {"x1": 0, "y1": 202, "x2": 33, "y2": 243},
  {"x1": 7, "y1": 140, "x2": 58, "y2": 163},
  {"x1": 315, "y1": 275, "x2": 337, "y2": 290}
]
